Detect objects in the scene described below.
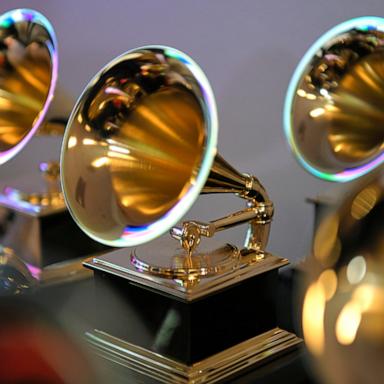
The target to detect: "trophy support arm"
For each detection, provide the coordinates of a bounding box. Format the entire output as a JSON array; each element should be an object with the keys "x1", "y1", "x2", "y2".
[
  {"x1": 238, "y1": 173, "x2": 274, "y2": 252},
  {"x1": 171, "y1": 172, "x2": 274, "y2": 254}
]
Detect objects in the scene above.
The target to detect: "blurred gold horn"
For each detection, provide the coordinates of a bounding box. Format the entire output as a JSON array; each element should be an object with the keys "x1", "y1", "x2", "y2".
[
  {"x1": 284, "y1": 17, "x2": 384, "y2": 183},
  {"x1": 0, "y1": 8, "x2": 62, "y2": 163},
  {"x1": 0, "y1": 8, "x2": 73, "y2": 206},
  {"x1": 61, "y1": 46, "x2": 274, "y2": 280}
]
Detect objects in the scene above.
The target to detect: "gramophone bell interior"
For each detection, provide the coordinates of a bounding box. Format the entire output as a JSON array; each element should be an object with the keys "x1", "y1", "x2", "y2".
[
  {"x1": 284, "y1": 17, "x2": 384, "y2": 182},
  {"x1": 0, "y1": 9, "x2": 58, "y2": 165},
  {"x1": 61, "y1": 46, "x2": 218, "y2": 247}
]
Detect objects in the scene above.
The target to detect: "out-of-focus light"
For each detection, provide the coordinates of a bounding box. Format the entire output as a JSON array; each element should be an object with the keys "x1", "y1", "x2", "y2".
[
  {"x1": 303, "y1": 281, "x2": 326, "y2": 356},
  {"x1": 297, "y1": 89, "x2": 306, "y2": 97},
  {"x1": 83, "y1": 138, "x2": 97, "y2": 146},
  {"x1": 109, "y1": 145, "x2": 130, "y2": 155},
  {"x1": 318, "y1": 269, "x2": 338, "y2": 300},
  {"x1": 67, "y1": 136, "x2": 77, "y2": 149},
  {"x1": 347, "y1": 256, "x2": 367, "y2": 285},
  {"x1": 310, "y1": 107, "x2": 325, "y2": 118},
  {"x1": 353, "y1": 284, "x2": 375, "y2": 312},
  {"x1": 296, "y1": 89, "x2": 317, "y2": 100},
  {"x1": 336, "y1": 301, "x2": 362, "y2": 345},
  {"x1": 306, "y1": 93, "x2": 317, "y2": 100},
  {"x1": 334, "y1": 144, "x2": 343, "y2": 153},
  {"x1": 313, "y1": 213, "x2": 340, "y2": 266},
  {"x1": 91, "y1": 157, "x2": 109, "y2": 168}
]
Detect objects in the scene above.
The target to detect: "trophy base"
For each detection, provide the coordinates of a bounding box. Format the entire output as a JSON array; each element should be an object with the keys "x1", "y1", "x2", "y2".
[
  {"x1": 0, "y1": 178, "x2": 109, "y2": 269},
  {"x1": 87, "y1": 327, "x2": 301, "y2": 384},
  {"x1": 0, "y1": 175, "x2": 110, "y2": 287},
  {"x1": 84, "y1": 243, "x2": 302, "y2": 381}
]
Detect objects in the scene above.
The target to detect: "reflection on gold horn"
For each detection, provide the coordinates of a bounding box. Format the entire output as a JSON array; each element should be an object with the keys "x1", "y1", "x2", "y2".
[
  {"x1": 284, "y1": 17, "x2": 384, "y2": 182},
  {"x1": 0, "y1": 9, "x2": 59, "y2": 160},
  {"x1": 0, "y1": 9, "x2": 73, "y2": 208}
]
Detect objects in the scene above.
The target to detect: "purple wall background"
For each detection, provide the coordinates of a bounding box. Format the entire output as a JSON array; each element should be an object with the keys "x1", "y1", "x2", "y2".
[{"x1": 0, "y1": 0, "x2": 382, "y2": 262}]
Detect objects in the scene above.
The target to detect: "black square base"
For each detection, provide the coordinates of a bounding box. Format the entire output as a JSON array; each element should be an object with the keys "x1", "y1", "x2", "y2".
[
  {"x1": 91, "y1": 261, "x2": 279, "y2": 365},
  {"x1": 0, "y1": 206, "x2": 109, "y2": 268}
]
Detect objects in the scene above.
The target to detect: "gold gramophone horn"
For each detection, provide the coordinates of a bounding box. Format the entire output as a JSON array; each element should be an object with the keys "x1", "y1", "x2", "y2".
[
  {"x1": 0, "y1": 8, "x2": 60, "y2": 162},
  {"x1": 284, "y1": 17, "x2": 384, "y2": 183},
  {"x1": 61, "y1": 46, "x2": 274, "y2": 282},
  {"x1": 0, "y1": 8, "x2": 72, "y2": 207}
]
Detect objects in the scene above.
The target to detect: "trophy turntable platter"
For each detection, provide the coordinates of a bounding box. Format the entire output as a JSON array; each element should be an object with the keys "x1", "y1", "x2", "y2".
[{"x1": 61, "y1": 45, "x2": 301, "y2": 383}]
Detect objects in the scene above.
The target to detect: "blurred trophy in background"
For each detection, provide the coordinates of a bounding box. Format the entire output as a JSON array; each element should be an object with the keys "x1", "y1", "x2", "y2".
[
  {"x1": 0, "y1": 9, "x2": 107, "y2": 293},
  {"x1": 284, "y1": 17, "x2": 384, "y2": 384},
  {"x1": 61, "y1": 46, "x2": 301, "y2": 383}
]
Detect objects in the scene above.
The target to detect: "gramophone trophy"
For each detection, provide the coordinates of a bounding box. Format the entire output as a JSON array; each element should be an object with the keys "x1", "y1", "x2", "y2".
[
  {"x1": 0, "y1": 9, "x2": 107, "y2": 289},
  {"x1": 284, "y1": 17, "x2": 384, "y2": 384},
  {"x1": 284, "y1": 16, "x2": 384, "y2": 227},
  {"x1": 61, "y1": 46, "x2": 301, "y2": 383}
]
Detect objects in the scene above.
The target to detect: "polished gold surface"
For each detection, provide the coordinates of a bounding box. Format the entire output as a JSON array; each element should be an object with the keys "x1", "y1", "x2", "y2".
[
  {"x1": 0, "y1": 10, "x2": 71, "y2": 212},
  {"x1": 286, "y1": 19, "x2": 384, "y2": 180},
  {"x1": 0, "y1": 9, "x2": 57, "y2": 162},
  {"x1": 131, "y1": 242, "x2": 241, "y2": 288},
  {"x1": 85, "y1": 250, "x2": 287, "y2": 301},
  {"x1": 0, "y1": 26, "x2": 51, "y2": 150},
  {"x1": 3, "y1": 160, "x2": 64, "y2": 210},
  {"x1": 61, "y1": 46, "x2": 274, "y2": 281},
  {"x1": 0, "y1": 10, "x2": 66, "y2": 211},
  {"x1": 171, "y1": 154, "x2": 273, "y2": 255},
  {"x1": 135, "y1": 154, "x2": 274, "y2": 281},
  {"x1": 86, "y1": 327, "x2": 301, "y2": 384},
  {"x1": 62, "y1": 47, "x2": 211, "y2": 246}
]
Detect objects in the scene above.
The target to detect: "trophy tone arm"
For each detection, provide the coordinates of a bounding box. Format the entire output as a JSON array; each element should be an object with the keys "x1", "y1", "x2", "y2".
[{"x1": 171, "y1": 171, "x2": 274, "y2": 255}]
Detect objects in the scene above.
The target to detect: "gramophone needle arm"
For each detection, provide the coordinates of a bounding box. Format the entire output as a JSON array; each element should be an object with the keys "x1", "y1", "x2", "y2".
[{"x1": 170, "y1": 202, "x2": 273, "y2": 254}]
